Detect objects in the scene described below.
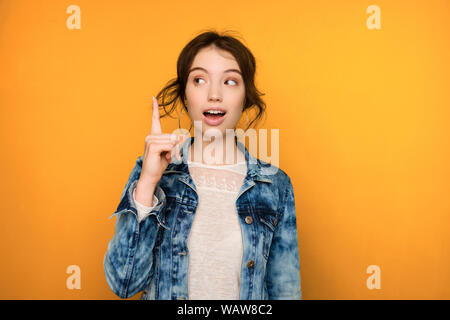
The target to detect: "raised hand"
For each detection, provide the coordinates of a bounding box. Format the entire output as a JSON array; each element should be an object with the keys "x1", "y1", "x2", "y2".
[{"x1": 135, "y1": 96, "x2": 186, "y2": 206}]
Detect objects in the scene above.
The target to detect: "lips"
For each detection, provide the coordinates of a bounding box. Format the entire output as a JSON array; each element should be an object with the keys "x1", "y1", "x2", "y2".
[
  {"x1": 202, "y1": 107, "x2": 227, "y2": 126},
  {"x1": 203, "y1": 107, "x2": 227, "y2": 116}
]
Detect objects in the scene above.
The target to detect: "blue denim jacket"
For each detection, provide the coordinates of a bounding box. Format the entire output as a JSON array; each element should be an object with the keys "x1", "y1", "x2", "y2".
[{"x1": 103, "y1": 136, "x2": 301, "y2": 300}]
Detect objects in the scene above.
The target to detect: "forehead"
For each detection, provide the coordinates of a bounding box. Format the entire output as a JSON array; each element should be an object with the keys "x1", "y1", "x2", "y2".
[{"x1": 190, "y1": 46, "x2": 240, "y2": 73}]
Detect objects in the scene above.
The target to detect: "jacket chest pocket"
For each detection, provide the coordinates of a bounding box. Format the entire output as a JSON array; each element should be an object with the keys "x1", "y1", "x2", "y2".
[{"x1": 259, "y1": 212, "x2": 278, "y2": 261}]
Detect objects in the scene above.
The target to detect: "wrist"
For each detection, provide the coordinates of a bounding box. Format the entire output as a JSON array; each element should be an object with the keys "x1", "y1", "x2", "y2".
[
  {"x1": 138, "y1": 172, "x2": 160, "y2": 186},
  {"x1": 135, "y1": 178, "x2": 157, "y2": 206}
]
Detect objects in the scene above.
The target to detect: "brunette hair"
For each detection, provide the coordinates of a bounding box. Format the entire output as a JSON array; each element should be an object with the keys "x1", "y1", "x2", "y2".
[{"x1": 155, "y1": 30, "x2": 266, "y2": 131}]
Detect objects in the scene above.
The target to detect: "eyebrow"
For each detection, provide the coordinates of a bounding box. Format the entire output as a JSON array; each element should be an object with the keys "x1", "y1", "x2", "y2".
[{"x1": 189, "y1": 67, "x2": 242, "y2": 76}]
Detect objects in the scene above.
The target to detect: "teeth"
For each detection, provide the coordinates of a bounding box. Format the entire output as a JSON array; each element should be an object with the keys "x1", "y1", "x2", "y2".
[{"x1": 205, "y1": 110, "x2": 225, "y2": 115}]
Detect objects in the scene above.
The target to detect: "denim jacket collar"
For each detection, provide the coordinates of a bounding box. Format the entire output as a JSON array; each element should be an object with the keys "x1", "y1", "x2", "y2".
[{"x1": 163, "y1": 136, "x2": 273, "y2": 195}]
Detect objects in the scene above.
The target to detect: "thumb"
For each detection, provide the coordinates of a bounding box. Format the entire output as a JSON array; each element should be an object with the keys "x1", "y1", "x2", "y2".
[{"x1": 179, "y1": 134, "x2": 189, "y2": 144}]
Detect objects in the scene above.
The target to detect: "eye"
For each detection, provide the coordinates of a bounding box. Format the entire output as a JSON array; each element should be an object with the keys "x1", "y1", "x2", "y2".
[
  {"x1": 193, "y1": 77, "x2": 205, "y2": 84},
  {"x1": 226, "y1": 79, "x2": 238, "y2": 86}
]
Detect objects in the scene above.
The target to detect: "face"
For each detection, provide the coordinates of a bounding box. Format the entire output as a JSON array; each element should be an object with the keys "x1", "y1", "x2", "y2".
[{"x1": 184, "y1": 46, "x2": 246, "y2": 137}]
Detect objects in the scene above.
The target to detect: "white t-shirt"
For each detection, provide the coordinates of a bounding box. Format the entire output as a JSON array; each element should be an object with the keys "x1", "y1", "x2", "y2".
[{"x1": 133, "y1": 149, "x2": 247, "y2": 300}]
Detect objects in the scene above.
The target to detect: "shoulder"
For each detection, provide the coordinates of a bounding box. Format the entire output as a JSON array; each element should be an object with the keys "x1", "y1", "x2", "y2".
[
  {"x1": 136, "y1": 155, "x2": 144, "y2": 167},
  {"x1": 253, "y1": 157, "x2": 294, "y2": 210},
  {"x1": 251, "y1": 158, "x2": 294, "y2": 215},
  {"x1": 255, "y1": 157, "x2": 292, "y2": 188}
]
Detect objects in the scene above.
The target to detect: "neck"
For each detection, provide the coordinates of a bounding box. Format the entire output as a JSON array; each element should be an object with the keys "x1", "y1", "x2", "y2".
[{"x1": 188, "y1": 134, "x2": 243, "y2": 166}]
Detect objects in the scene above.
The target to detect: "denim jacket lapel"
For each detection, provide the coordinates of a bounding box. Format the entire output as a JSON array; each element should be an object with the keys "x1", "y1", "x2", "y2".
[{"x1": 164, "y1": 136, "x2": 273, "y2": 197}]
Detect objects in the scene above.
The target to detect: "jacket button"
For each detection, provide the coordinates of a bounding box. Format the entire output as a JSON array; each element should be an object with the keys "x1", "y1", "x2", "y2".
[
  {"x1": 245, "y1": 216, "x2": 253, "y2": 224},
  {"x1": 247, "y1": 260, "x2": 255, "y2": 268},
  {"x1": 274, "y1": 218, "x2": 278, "y2": 227}
]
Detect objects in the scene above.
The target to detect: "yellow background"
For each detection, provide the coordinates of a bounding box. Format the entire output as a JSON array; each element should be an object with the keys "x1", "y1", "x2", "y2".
[{"x1": 1, "y1": 0, "x2": 449, "y2": 299}]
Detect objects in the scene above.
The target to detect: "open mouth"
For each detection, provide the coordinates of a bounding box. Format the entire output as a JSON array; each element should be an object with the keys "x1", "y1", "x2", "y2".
[
  {"x1": 202, "y1": 109, "x2": 227, "y2": 126},
  {"x1": 203, "y1": 110, "x2": 227, "y2": 119}
]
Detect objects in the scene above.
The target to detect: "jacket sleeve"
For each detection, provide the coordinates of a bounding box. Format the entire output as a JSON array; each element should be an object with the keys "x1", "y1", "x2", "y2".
[
  {"x1": 266, "y1": 176, "x2": 302, "y2": 299},
  {"x1": 103, "y1": 157, "x2": 167, "y2": 299}
]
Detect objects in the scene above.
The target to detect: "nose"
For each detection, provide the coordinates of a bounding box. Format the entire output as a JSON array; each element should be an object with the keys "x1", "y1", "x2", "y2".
[{"x1": 207, "y1": 81, "x2": 222, "y2": 103}]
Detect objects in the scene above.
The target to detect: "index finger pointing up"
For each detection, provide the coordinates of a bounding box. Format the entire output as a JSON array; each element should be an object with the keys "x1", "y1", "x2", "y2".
[{"x1": 151, "y1": 96, "x2": 162, "y2": 134}]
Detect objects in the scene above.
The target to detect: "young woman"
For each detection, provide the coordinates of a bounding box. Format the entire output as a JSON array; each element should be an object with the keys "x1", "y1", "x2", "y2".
[{"x1": 104, "y1": 31, "x2": 301, "y2": 300}]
